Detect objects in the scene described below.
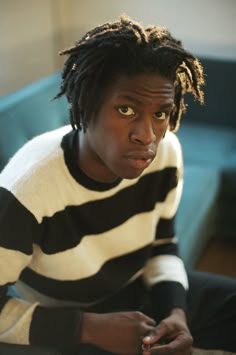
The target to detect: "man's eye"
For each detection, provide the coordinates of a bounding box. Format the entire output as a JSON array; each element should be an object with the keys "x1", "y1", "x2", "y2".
[
  {"x1": 153, "y1": 112, "x2": 167, "y2": 120},
  {"x1": 118, "y1": 106, "x2": 135, "y2": 116}
]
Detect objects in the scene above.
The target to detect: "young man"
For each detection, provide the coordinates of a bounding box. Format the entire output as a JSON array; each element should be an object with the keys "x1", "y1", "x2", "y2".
[{"x1": 0, "y1": 16, "x2": 235, "y2": 355}]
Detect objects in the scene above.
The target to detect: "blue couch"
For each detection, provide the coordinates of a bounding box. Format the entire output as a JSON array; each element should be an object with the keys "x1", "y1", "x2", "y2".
[
  {"x1": 0, "y1": 58, "x2": 235, "y2": 269},
  {"x1": 176, "y1": 58, "x2": 236, "y2": 266}
]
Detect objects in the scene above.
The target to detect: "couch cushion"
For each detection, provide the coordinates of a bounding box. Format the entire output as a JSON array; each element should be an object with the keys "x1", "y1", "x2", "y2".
[
  {"x1": 183, "y1": 58, "x2": 235, "y2": 129},
  {"x1": 0, "y1": 73, "x2": 69, "y2": 171},
  {"x1": 177, "y1": 122, "x2": 236, "y2": 167},
  {"x1": 176, "y1": 165, "x2": 220, "y2": 268},
  {"x1": 177, "y1": 122, "x2": 236, "y2": 199}
]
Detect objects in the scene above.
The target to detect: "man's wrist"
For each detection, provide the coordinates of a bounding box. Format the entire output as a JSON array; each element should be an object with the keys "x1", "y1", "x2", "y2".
[
  {"x1": 74, "y1": 311, "x2": 84, "y2": 345},
  {"x1": 80, "y1": 312, "x2": 100, "y2": 345},
  {"x1": 169, "y1": 307, "x2": 187, "y2": 322},
  {"x1": 80, "y1": 312, "x2": 91, "y2": 344}
]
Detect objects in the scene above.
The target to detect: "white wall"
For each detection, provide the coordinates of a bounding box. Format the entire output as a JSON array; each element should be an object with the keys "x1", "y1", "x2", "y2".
[
  {"x1": 0, "y1": 0, "x2": 63, "y2": 96},
  {"x1": 1, "y1": 0, "x2": 235, "y2": 96},
  {"x1": 62, "y1": 0, "x2": 236, "y2": 60}
]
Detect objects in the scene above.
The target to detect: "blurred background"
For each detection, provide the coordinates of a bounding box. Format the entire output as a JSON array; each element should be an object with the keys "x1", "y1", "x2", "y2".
[
  {"x1": 1, "y1": 0, "x2": 235, "y2": 96},
  {"x1": 0, "y1": 0, "x2": 236, "y2": 277}
]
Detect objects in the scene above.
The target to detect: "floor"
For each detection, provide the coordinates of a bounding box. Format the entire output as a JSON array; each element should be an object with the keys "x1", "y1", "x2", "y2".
[
  {"x1": 196, "y1": 238, "x2": 236, "y2": 278},
  {"x1": 193, "y1": 238, "x2": 236, "y2": 355},
  {"x1": 192, "y1": 349, "x2": 235, "y2": 355}
]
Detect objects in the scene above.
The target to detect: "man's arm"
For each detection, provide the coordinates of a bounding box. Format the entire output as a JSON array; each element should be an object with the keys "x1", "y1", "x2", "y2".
[
  {"x1": 142, "y1": 133, "x2": 192, "y2": 353},
  {"x1": 143, "y1": 133, "x2": 187, "y2": 320},
  {"x1": 0, "y1": 186, "x2": 82, "y2": 348}
]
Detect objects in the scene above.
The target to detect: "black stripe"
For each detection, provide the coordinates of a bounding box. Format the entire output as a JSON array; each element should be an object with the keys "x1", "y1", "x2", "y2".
[
  {"x1": 151, "y1": 281, "x2": 186, "y2": 322},
  {"x1": 38, "y1": 167, "x2": 178, "y2": 254},
  {"x1": 61, "y1": 130, "x2": 122, "y2": 191},
  {"x1": 30, "y1": 305, "x2": 81, "y2": 348},
  {"x1": 151, "y1": 242, "x2": 178, "y2": 257},
  {"x1": 0, "y1": 187, "x2": 36, "y2": 254},
  {"x1": 20, "y1": 246, "x2": 151, "y2": 304},
  {"x1": 0, "y1": 285, "x2": 10, "y2": 313},
  {"x1": 155, "y1": 217, "x2": 175, "y2": 239}
]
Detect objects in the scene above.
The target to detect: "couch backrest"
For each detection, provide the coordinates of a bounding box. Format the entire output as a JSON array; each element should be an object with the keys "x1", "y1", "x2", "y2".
[
  {"x1": 182, "y1": 58, "x2": 235, "y2": 129},
  {"x1": 0, "y1": 73, "x2": 69, "y2": 171}
]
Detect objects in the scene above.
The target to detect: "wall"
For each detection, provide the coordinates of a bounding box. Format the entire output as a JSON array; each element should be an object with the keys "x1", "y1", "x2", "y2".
[
  {"x1": 0, "y1": 0, "x2": 63, "y2": 96},
  {"x1": 62, "y1": 0, "x2": 236, "y2": 60},
  {"x1": 0, "y1": 0, "x2": 235, "y2": 96}
]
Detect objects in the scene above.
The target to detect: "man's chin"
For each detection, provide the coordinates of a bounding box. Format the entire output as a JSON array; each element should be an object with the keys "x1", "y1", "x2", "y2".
[{"x1": 120, "y1": 169, "x2": 145, "y2": 180}]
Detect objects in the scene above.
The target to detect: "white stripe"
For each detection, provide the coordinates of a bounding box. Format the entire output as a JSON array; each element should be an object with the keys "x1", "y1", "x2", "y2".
[
  {"x1": 153, "y1": 237, "x2": 177, "y2": 246},
  {"x1": 28, "y1": 185, "x2": 181, "y2": 281},
  {"x1": 160, "y1": 178, "x2": 183, "y2": 219},
  {"x1": 0, "y1": 192, "x2": 180, "y2": 284},
  {"x1": 29, "y1": 211, "x2": 155, "y2": 280},
  {"x1": 0, "y1": 247, "x2": 32, "y2": 285},
  {"x1": 143, "y1": 255, "x2": 188, "y2": 290},
  {"x1": 0, "y1": 298, "x2": 38, "y2": 344}
]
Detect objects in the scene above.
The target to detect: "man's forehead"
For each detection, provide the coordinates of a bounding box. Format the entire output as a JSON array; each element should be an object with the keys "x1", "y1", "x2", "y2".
[
  {"x1": 112, "y1": 72, "x2": 174, "y2": 88},
  {"x1": 108, "y1": 73, "x2": 175, "y2": 100}
]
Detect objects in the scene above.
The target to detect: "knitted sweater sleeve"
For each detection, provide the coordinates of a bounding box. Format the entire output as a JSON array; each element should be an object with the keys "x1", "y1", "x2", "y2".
[
  {"x1": 0, "y1": 187, "x2": 82, "y2": 349},
  {"x1": 142, "y1": 133, "x2": 188, "y2": 321}
]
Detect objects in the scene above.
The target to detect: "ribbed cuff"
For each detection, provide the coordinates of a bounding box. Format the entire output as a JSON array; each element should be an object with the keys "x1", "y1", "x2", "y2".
[
  {"x1": 30, "y1": 306, "x2": 83, "y2": 349},
  {"x1": 150, "y1": 281, "x2": 187, "y2": 322}
]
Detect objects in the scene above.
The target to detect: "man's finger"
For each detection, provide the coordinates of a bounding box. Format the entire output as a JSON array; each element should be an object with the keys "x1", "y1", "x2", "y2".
[
  {"x1": 142, "y1": 324, "x2": 167, "y2": 345},
  {"x1": 142, "y1": 314, "x2": 157, "y2": 326},
  {"x1": 149, "y1": 333, "x2": 192, "y2": 354},
  {"x1": 142, "y1": 343, "x2": 151, "y2": 355}
]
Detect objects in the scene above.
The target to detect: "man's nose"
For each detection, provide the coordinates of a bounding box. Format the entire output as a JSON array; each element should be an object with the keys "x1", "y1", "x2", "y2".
[{"x1": 129, "y1": 116, "x2": 156, "y2": 145}]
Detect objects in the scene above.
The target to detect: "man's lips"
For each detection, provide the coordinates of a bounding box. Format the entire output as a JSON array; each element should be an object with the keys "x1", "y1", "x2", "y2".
[
  {"x1": 125, "y1": 150, "x2": 155, "y2": 160},
  {"x1": 125, "y1": 150, "x2": 155, "y2": 169}
]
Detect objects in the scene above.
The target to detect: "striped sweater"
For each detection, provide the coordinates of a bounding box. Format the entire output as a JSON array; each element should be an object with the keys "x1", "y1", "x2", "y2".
[{"x1": 0, "y1": 125, "x2": 188, "y2": 348}]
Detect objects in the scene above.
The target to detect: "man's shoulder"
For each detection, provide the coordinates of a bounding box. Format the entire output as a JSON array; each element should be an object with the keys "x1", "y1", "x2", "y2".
[
  {"x1": 0, "y1": 125, "x2": 73, "y2": 221},
  {"x1": 162, "y1": 130, "x2": 181, "y2": 149},
  {"x1": 4, "y1": 125, "x2": 70, "y2": 166},
  {"x1": 25, "y1": 125, "x2": 72, "y2": 150},
  {"x1": 0, "y1": 125, "x2": 71, "y2": 190}
]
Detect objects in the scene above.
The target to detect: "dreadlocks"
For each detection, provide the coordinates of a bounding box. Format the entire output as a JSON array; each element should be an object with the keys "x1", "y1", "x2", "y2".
[{"x1": 54, "y1": 15, "x2": 205, "y2": 132}]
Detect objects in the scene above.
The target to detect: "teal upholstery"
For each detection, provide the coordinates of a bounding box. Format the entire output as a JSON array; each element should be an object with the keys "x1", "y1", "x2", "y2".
[
  {"x1": 0, "y1": 73, "x2": 68, "y2": 171},
  {"x1": 0, "y1": 58, "x2": 235, "y2": 269},
  {"x1": 177, "y1": 122, "x2": 236, "y2": 168},
  {"x1": 177, "y1": 121, "x2": 236, "y2": 200},
  {"x1": 176, "y1": 58, "x2": 236, "y2": 262},
  {"x1": 176, "y1": 126, "x2": 236, "y2": 265},
  {"x1": 176, "y1": 165, "x2": 220, "y2": 267}
]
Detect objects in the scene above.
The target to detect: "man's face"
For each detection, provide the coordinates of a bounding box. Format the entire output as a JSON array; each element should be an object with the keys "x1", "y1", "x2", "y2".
[{"x1": 79, "y1": 72, "x2": 175, "y2": 182}]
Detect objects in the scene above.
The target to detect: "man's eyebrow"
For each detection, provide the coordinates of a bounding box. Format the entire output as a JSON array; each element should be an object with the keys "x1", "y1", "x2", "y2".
[
  {"x1": 117, "y1": 95, "x2": 142, "y2": 105},
  {"x1": 159, "y1": 102, "x2": 175, "y2": 110}
]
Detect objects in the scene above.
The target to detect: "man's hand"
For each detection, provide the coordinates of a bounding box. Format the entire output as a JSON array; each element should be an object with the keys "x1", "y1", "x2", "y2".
[
  {"x1": 142, "y1": 308, "x2": 193, "y2": 355},
  {"x1": 81, "y1": 311, "x2": 156, "y2": 354}
]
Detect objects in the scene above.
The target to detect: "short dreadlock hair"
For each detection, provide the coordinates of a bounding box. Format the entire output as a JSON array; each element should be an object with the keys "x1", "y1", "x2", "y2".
[{"x1": 55, "y1": 15, "x2": 205, "y2": 132}]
